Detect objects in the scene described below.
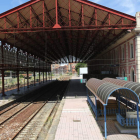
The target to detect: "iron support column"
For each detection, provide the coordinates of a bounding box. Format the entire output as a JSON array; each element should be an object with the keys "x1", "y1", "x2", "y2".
[
  {"x1": 17, "y1": 70, "x2": 20, "y2": 91},
  {"x1": 43, "y1": 63, "x2": 44, "y2": 83},
  {"x1": 95, "y1": 96, "x2": 97, "y2": 120},
  {"x1": 1, "y1": 70, "x2": 5, "y2": 96},
  {"x1": 17, "y1": 49, "x2": 20, "y2": 91},
  {"x1": 51, "y1": 72, "x2": 52, "y2": 81},
  {"x1": 43, "y1": 71, "x2": 44, "y2": 83},
  {"x1": 104, "y1": 105, "x2": 107, "y2": 139},
  {"x1": 39, "y1": 70, "x2": 40, "y2": 84},
  {"x1": 39, "y1": 59, "x2": 40, "y2": 84},
  {"x1": 34, "y1": 68, "x2": 35, "y2": 86},
  {"x1": 69, "y1": 0, "x2": 71, "y2": 26},
  {"x1": 27, "y1": 53, "x2": 29, "y2": 88},
  {"x1": 118, "y1": 95, "x2": 120, "y2": 114},
  {"x1": 34, "y1": 57, "x2": 36, "y2": 86},
  {"x1": 137, "y1": 103, "x2": 140, "y2": 138},
  {"x1": 56, "y1": 0, "x2": 58, "y2": 24},
  {"x1": 27, "y1": 70, "x2": 29, "y2": 88},
  {"x1": 46, "y1": 72, "x2": 47, "y2": 82},
  {"x1": 1, "y1": 41, "x2": 6, "y2": 96}
]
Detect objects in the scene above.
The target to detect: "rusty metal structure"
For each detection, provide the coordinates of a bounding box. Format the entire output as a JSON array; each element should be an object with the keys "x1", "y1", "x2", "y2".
[{"x1": 0, "y1": 0, "x2": 136, "y2": 96}]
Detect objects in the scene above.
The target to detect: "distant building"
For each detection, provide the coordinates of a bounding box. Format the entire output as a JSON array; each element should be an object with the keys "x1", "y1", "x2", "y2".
[
  {"x1": 51, "y1": 63, "x2": 77, "y2": 74},
  {"x1": 68, "y1": 63, "x2": 77, "y2": 74}
]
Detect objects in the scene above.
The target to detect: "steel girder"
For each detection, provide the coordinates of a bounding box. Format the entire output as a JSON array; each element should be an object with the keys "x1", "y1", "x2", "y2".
[{"x1": 0, "y1": 0, "x2": 136, "y2": 64}]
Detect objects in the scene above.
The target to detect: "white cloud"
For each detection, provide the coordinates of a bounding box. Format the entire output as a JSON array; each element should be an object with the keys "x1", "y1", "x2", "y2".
[
  {"x1": 93, "y1": 0, "x2": 101, "y2": 3},
  {"x1": 11, "y1": 0, "x2": 23, "y2": 7},
  {"x1": 121, "y1": 0, "x2": 135, "y2": 15}
]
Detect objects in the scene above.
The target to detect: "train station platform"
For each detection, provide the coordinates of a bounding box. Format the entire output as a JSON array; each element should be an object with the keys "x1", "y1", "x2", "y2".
[
  {"x1": 54, "y1": 78, "x2": 104, "y2": 140},
  {"x1": 54, "y1": 77, "x2": 139, "y2": 140}
]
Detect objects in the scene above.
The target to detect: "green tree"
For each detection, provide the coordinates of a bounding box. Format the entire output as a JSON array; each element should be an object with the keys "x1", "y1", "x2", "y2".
[{"x1": 75, "y1": 63, "x2": 87, "y2": 75}]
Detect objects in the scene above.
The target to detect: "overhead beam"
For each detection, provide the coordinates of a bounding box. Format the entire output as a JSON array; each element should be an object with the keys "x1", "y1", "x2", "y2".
[
  {"x1": 5, "y1": 17, "x2": 44, "y2": 57},
  {"x1": 81, "y1": 12, "x2": 119, "y2": 61},
  {"x1": 75, "y1": 0, "x2": 136, "y2": 21},
  {"x1": 0, "y1": 0, "x2": 41, "y2": 18},
  {"x1": 44, "y1": 2, "x2": 54, "y2": 26}
]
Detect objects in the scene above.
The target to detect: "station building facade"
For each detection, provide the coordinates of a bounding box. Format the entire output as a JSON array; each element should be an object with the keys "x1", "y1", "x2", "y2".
[{"x1": 88, "y1": 12, "x2": 140, "y2": 83}]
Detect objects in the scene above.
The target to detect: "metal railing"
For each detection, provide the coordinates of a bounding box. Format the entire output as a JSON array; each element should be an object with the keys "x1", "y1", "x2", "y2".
[{"x1": 116, "y1": 113, "x2": 138, "y2": 127}]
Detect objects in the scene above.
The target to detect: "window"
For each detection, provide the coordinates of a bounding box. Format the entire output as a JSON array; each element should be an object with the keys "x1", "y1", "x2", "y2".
[
  {"x1": 131, "y1": 68, "x2": 135, "y2": 82},
  {"x1": 122, "y1": 69, "x2": 125, "y2": 77},
  {"x1": 130, "y1": 44, "x2": 134, "y2": 58}
]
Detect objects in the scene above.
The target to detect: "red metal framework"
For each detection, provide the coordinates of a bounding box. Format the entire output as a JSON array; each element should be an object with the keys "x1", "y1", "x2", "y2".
[{"x1": 0, "y1": 0, "x2": 136, "y2": 63}]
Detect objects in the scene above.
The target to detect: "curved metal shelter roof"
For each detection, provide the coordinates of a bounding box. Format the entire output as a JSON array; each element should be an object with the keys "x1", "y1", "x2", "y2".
[
  {"x1": 86, "y1": 78, "x2": 106, "y2": 93},
  {"x1": 0, "y1": 0, "x2": 136, "y2": 63},
  {"x1": 86, "y1": 78, "x2": 139, "y2": 105},
  {"x1": 103, "y1": 78, "x2": 140, "y2": 98},
  {"x1": 103, "y1": 78, "x2": 130, "y2": 86}
]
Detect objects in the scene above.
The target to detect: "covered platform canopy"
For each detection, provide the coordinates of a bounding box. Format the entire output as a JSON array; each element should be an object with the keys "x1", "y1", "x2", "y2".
[
  {"x1": 86, "y1": 78, "x2": 140, "y2": 139},
  {"x1": 0, "y1": 0, "x2": 137, "y2": 63},
  {"x1": 86, "y1": 78, "x2": 139, "y2": 105},
  {"x1": 103, "y1": 78, "x2": 140, "y2": 98}
]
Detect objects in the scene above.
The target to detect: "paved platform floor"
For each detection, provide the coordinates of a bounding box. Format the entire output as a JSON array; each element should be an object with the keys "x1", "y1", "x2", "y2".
[
  {"x1": 54, "y1": 98, "x2": 103, "y2": 140},
  {"x1": 54, "y1": 76, "x2": 140, "y2": 140},
  {"x1": 65, "y1": 79, "x2": 87, "y2": 98},
  {"x1": 97, "y1": 120, "x2": 139, "y2": 140},
  {"x1": 55, "y1": 78, "x2": 103, "y2": 140}
]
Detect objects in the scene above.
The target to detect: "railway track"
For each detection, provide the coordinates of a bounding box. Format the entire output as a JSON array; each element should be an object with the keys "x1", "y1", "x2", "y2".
[{"x1": 0, "y1": 81, "x2": 69, "y2": 140}]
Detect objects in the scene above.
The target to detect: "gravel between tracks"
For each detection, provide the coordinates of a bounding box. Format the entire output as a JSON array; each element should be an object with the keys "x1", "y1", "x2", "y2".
[
  {"x1": 45, "y1": 99, "x2": 65, "y2": 140},
  {"x1": 15, "y1": 101, "x2": 57, "y2": 140},
  {"x1": 0, "y1": 81, "x2": 69, "y2": 140},
  {"x1": 0, "y1": 102, "x2": 45, "y2": 139}
]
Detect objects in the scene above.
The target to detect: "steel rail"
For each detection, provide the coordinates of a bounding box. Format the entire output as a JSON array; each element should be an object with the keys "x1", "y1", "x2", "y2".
[
  {"x1": 12, "y1": 81, "x2": 69, "y2": 140},
  {"x1": 0, "y1": 81, "x2": 69, "y2": 139},
  {"x1": 0, "y1": 82, "x2": 57, "y2": 123}
]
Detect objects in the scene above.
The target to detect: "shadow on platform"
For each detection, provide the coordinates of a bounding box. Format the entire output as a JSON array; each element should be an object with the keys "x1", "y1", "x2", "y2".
[{"x1": 65, "y1": 79, "x2": 87, "y2": 98}]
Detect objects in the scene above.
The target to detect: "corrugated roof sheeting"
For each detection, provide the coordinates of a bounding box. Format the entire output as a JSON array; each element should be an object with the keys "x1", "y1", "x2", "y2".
[
  {"x1": 103, "y1": 78, "x2": 140, "y2": 98},
  {"x1": 86, "y1": 78, "x2": 106, "y2": 93},
  {"x1": 86, "y1": 78, "x2": 139, "y2": 105},
  {"x1": 124, "y1": 82, "x2": 140, "y2": 97},
  {"x1": 103, "y1": 78, "x2": 129, "y2": 86}
]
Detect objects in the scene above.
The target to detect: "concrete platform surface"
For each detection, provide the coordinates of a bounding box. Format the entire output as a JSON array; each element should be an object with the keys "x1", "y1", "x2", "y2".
[
  {"x1": 65, "y1": 79, "x2": 87, "y2": 98},
  {"x1": 115, "y1": 122, "x2": 138, "y2": 134},
  {"x1": 54, "y1": 98, "x2": 103, "y2": 140},
  {"x1": 97, "y1": 120, "x2": 139, "y2": 140}
]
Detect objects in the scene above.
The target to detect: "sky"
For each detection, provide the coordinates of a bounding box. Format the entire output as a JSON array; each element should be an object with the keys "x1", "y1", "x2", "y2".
[{"x1": 0, "y1": 0, "x2": 139, "y2": 16}]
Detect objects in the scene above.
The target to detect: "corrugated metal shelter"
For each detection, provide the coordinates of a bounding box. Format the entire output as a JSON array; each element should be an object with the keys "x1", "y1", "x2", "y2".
[
  {"x1": 103, "y1": 78, "x2": 140, "y2": 98},
  {"x1": 86, "y1": 78, "x2": 140, "y2": 139}
]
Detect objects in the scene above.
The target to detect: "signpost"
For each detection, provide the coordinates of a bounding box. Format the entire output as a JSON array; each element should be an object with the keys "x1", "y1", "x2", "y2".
[
  {"x1": 116, "y1": 77, "x2": 127, "y2": 81},
  {"x1": 79, "y1": 67, "x2": 88, "y2": 83}
]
